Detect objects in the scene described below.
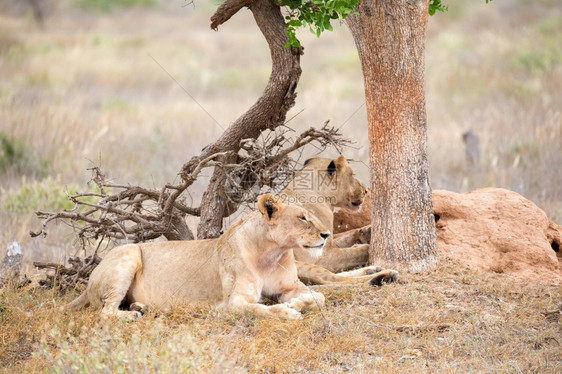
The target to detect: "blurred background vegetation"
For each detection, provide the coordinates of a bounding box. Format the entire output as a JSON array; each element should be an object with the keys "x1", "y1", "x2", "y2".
[{"x1": 0, "y1": 0, "x2": 560, "y2": 268}]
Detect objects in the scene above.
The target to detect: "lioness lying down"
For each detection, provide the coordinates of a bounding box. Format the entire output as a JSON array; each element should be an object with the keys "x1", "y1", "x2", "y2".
[{"x1": 70, "y1": 194, "x2": 331, "y2": 320}]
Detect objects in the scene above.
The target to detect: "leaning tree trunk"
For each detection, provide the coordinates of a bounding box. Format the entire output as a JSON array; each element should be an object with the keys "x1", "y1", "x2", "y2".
[
  {"x1": 347, "y1": 0, "x2": 438, "y2": 272},
  {"x1": 190, "y1": 0, "x2": 303, "y2": 238}
]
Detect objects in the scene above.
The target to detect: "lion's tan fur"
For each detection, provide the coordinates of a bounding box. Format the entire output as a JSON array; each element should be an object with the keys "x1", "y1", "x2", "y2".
[{"x1": 70, "y1": 194, "x2": 329, "y2": 320}]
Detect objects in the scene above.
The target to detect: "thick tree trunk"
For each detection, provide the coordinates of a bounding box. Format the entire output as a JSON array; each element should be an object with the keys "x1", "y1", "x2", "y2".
[
  {"x1": 194, "y1": 0, "x2": 303, "y2": 238},
  {"x1": 347, "y1": 0, "x2": 438, "y2": 272},
  {"x1": 197, "y1": 154, "x2": 237, "y2": 239}
]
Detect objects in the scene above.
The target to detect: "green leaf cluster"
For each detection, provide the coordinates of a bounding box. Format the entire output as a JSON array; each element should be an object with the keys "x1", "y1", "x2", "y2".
[
  {"x1": 281, "y1": 0, "x2": 361, "y2": 47},
  {"x1": 428, "y1": 0, "x2": 448, "y2": 16},
  {"x1": 280, "y1": 0, "x2": 495, "y2": 45}
]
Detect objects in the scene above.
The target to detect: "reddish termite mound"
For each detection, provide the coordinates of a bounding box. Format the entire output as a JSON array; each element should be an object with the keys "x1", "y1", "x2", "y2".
[{"x1": 334, "y1": 188, "x2": 562, "y2": 283}]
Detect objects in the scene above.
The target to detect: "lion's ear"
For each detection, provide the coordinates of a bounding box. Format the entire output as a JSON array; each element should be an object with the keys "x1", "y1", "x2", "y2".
[
  {"x1": 327, "y1": 155, "x2": 347, "y2": 176},
  {"x1": 258, "y1": 194, "x2": 283, "y2": 222},
  {"x1": 327, "y1": 160, "x2": 337, "y2": 176},
  {"x1": 335, "y1": 155, "x2": 348, "y2": 169}
]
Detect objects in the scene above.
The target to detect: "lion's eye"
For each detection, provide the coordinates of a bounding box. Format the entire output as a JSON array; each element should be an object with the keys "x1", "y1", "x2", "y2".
[{"x1": 299, "y1": 216, "x2": 307, "y2": 222}]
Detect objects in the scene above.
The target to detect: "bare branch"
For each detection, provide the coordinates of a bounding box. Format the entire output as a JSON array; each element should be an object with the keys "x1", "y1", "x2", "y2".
[
  {"x1": 30, "y1": 151, "x2": 230, "y2": 244},
  {"x1": 196, "y1": 0, "x2": 304, "y2": 238},
  {"x1": 210, "y1": 0, "x2": 253, "y2": 30},
  {"x1": 217, "y1": 121, "x2": 353, "y2": 209},
  {"x1": 265, "y1": 121, "x2": 353, "y2": 165}
]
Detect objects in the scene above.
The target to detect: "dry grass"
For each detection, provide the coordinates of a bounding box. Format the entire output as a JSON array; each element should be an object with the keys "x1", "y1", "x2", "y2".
[
  {"x1": 1, "y1": 257, "x2": 560, "y2": 373},
  {"x1": 0, "y1": 0, "x2": 561, "y2": 372}
]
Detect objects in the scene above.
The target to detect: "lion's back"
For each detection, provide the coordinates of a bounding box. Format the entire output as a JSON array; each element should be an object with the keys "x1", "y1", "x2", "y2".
[{"x1": 128, "y1": 240, "x2": 223, "y2": 309}]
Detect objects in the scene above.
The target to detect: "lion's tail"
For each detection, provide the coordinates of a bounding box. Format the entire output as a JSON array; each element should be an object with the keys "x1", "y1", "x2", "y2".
[{"x1": 68, "y1": 290, "x2": 90, "y2": 310}]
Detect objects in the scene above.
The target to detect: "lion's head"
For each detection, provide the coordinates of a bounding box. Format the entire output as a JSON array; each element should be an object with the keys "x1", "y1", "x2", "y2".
[
  {"x1": 258, "y1": 194, "x2": 330, "y2": 258},
  {"x1": 295, "y1": 155, "x2": 367, "y2": 212}
]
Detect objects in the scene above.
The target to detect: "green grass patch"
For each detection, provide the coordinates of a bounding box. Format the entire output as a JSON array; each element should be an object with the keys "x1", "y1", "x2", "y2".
[
  {"x1": 27, "y1": 70, "x2": 52, "y2": 87},
  {"x1": 0, "y1": 33, "x2": 21, "y2": 57},
  {"x1": 536, "y1": 14, "x2": 562, "y2": 36},
  {"x1": 0, "y1": 132, "x2": 27, "y2": 172},
  {"x1": 507, "y1": 16, "x2": 562, "y2": 75},
  {"x1": 0, "y1": 132, "x2": 48, "y2": 177},
  {"x1": 73, "y1": 0, "x2": 156, "y2": 13},
  {"x1": 513, "y1": 49, "x2": 554, "y2": 75},
  {"x1": 101, "y1": 97, "x2": 135, "y2": 112},
  {"x1": 0, "y1": 176, "x2": 88, "y2": 215},
  {"x1": 214, "y1": 68, "x2": 246, "y2": 89}
]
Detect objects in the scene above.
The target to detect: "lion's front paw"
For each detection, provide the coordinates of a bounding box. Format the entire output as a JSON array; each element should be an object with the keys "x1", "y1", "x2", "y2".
[
  {"x1": 358, "y1": 225, "x2": 371, "y2": 244},
  {"x1": 129, "y1": 302, "x2": 148, "y2": 316},
  {"x1": 102, "y1": 310, "x2": 143, "y2": 321},
  {"x1": 363, "y1": 265, "x2": 383, "y2": 275},
  {"x1": 269, "y1": 304, "x2": 302, "y2": 320},
  {"x1": 126, "y1": 311, "x2": 143, "y2": 321},
  {"x1": 287, "y1": 291, "x2": 325, "y2": 312},
  {"x1": 369, "y1": 269, "x2": 399, "y2": 286}
]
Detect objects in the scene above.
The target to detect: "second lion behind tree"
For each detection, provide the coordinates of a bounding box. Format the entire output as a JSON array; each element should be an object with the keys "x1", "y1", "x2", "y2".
[{"x1": 280, "y1": 155, "x2": 399, "y2": 286}]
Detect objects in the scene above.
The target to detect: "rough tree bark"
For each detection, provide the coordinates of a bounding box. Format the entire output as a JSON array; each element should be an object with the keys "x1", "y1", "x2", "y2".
[
  {"x1": 190, "y1": 0, "x2": 303, "y2": 238},
  {"x1": 347, "y1": 0, "x2": 438, "y2": 272}
]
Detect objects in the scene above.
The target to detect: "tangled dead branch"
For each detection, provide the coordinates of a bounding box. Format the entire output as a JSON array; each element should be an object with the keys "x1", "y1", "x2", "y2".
[
  {"x1": 222, "y1": 121, "x2": 352, "y2": 207},
  {"x1": 33, "y1": 254, "x2": 101, "y2": 291},
  {"x1": 30, "y1": 151, "x2": 231, "y2": 245}
]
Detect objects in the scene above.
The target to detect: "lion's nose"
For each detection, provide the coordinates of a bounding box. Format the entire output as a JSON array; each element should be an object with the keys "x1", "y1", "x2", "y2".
[{"x1": 320, "y1": 231, "x2": 330, "y2": 239}]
